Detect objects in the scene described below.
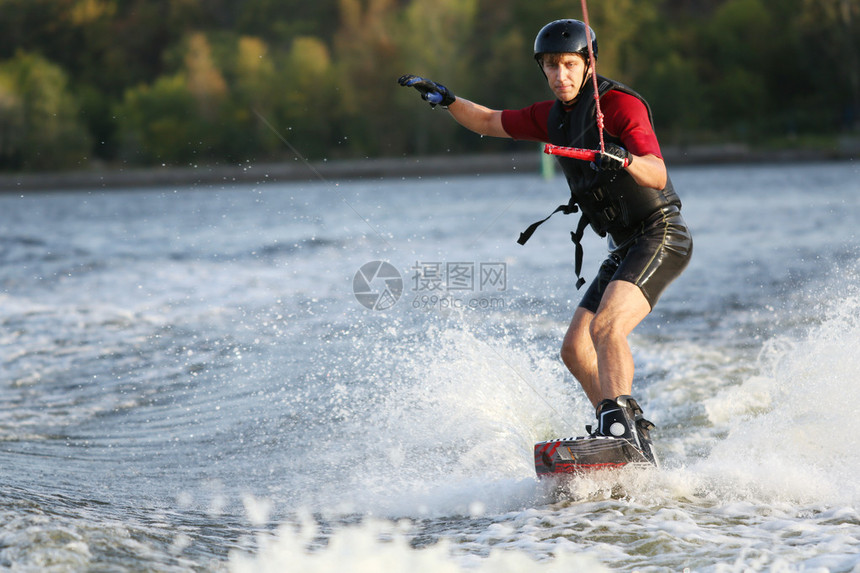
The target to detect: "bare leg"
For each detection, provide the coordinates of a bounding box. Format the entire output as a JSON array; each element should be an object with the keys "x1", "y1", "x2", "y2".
[
  {"x1": 560, "y1": 306, "x2": 601, "y2": 406},
  {"x1": 561, "y1": 280, "x2": 651, "y2": 406}
]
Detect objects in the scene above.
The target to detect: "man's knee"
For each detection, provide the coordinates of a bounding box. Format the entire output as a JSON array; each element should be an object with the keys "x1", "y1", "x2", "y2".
[
  {"x1": 588, "y1": 312, "x2": 623, "y2": 347},
  {"x1": 560, "y1": 330, "x2": 591, "y2": 371},
  {"x1": 588, "y1": 282, "x2": 650, "y2": 346},
  {"x1": 559, "y1": 339, "x2": 576, "y2": 369}
]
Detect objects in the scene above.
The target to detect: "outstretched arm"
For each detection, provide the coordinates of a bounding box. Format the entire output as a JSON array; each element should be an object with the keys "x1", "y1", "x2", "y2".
[
  {"x1": 398, "y1": 74, "x2": 511, "y2": 139},
  {"x1": 445, "y1": 97, "x2": 510, "y2": 139}
]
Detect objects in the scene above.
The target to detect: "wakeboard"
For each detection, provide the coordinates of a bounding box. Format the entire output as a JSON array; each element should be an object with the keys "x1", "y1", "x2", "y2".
[{"x1": 534, "y1": 435, "x2": 653, "y2": 477}]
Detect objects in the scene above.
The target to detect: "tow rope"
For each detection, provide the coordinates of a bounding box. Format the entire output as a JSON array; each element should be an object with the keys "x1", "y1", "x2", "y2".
[
  {"x1": 517, "y1": 0, "x2": 610, "y2": 290},
  {"x1": 580, "y1": 0, "x2": 605, "y2": 155}
]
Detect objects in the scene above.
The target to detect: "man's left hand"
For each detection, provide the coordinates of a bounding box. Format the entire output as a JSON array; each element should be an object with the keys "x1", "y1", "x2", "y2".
[{"x1": 592, "y1": 144, "x2": 630, "y2": 171}]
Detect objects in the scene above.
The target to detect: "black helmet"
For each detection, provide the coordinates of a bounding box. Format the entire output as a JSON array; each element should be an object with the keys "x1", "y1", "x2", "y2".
[{"x1": 533, "y1": 19, "x2": 597, "y2": 62}]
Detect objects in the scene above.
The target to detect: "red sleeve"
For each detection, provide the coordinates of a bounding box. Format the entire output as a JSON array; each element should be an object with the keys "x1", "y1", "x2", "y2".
[
  {"x1": 500, "y1": 93, "x2": 662, "y2": 158},
  {"x1": 500, "y1": 101, "x2": 554, "y2": 142},
  {"x1": 601, "y1": 90, "x2": 662, "y2": 158}
]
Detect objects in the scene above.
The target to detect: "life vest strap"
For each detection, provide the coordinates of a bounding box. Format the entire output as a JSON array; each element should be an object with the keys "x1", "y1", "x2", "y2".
[
  {"x1": 518, "y1": 201, "x2": 590, "y2": 290},
  {"x1": 571, "y1": 214, "x2": 590, "y2": 289}
]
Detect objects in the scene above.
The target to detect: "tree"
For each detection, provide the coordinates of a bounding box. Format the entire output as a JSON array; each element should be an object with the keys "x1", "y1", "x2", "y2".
[
  {"x1": 116, "y1": 32, "x2": 233, "y2": 165},
  {"x1": 184, "y1": 31, "x2": 228, "y2": 119},
  {"x1": 0, "y1": 67, "x2": 24, "y2": 167},
  {"x1": 0, "y1": 51, "x2": 90, "y2": 169},
  {"x1": 796, "y1": 0, "x2": 860, "y2": 130},
  {"x1": 116, "y1": 73, "x2": 200, "y2": 164},
  {"x1": 236, "y1": 0, "x2": 339, "y2": 47},
  {"x1": 699, "y1": 0, "x2": 772, "y2": 135},
  {"x1": 331, "y1": 0, "x2": 404, "y2": 156},
  {"x1": 269, "y1": 36, "x2": 339, "y2": 159},
  {"x1": 0, "y1": 0, "x2": 857, "y2": 171},
  {"x1": 232, "y1": 36, "x2": 281, "y2": 155},
  {"x1": 393, "y1": 0, "x2": 479, "y2": 154}
]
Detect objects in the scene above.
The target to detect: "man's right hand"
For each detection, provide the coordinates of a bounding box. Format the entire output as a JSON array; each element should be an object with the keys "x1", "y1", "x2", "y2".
[
  {"x1": 398, "y1": 74, "x2": 456, "y2": 108},
  {"x1": 592, "y1": 144, "x2": 630, "y2": 171}
]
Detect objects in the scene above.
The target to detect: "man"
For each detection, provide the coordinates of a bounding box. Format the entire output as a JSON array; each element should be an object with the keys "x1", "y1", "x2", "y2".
[{"x1": 398, "y1": 19, "x2": 692, "y2": 464}]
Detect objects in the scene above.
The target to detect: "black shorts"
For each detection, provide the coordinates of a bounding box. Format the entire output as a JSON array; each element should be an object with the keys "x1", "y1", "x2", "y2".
[{"x1": 579, "y1": 205, "x2": 692, "y2": 313}]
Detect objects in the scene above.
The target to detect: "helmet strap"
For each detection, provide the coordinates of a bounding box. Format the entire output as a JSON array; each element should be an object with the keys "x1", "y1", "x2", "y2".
[{"x1": 579, "y1": 62, "x2": 591, "y2": 99}]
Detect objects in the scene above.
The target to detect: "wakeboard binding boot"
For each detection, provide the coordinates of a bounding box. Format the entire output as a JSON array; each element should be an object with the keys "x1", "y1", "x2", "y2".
[{"x1": 591, "y1": 395, "x2": 658, "y2": 466}]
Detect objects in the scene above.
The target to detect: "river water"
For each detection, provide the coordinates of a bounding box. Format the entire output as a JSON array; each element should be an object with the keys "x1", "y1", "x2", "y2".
[{"x1": 1, "y1": 160, "x2": 859, "y2": 571}]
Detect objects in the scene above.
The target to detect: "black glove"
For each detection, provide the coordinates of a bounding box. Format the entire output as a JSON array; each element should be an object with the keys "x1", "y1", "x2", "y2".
[
  {"x1": 398, "y1": 74, "x2": 456, "y2": 108},
  {"x1": 592, "y1": 144, "x2": 630, "y2": 171}
]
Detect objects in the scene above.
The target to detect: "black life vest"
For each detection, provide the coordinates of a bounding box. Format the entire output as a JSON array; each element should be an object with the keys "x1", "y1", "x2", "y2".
[{"x1": 518, "y1": 76, "x2": 681, "y2": 288}]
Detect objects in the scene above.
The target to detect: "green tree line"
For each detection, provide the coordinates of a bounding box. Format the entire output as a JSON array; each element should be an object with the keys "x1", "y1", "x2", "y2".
[{"x1": 0, "y1": 0, "x2": 857, "y2": 171}]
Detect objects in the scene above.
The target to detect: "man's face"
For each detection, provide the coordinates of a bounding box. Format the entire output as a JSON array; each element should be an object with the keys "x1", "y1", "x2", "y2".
[{"x1": 540, "y1": 53, "x2": 589, "y2": 104}]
